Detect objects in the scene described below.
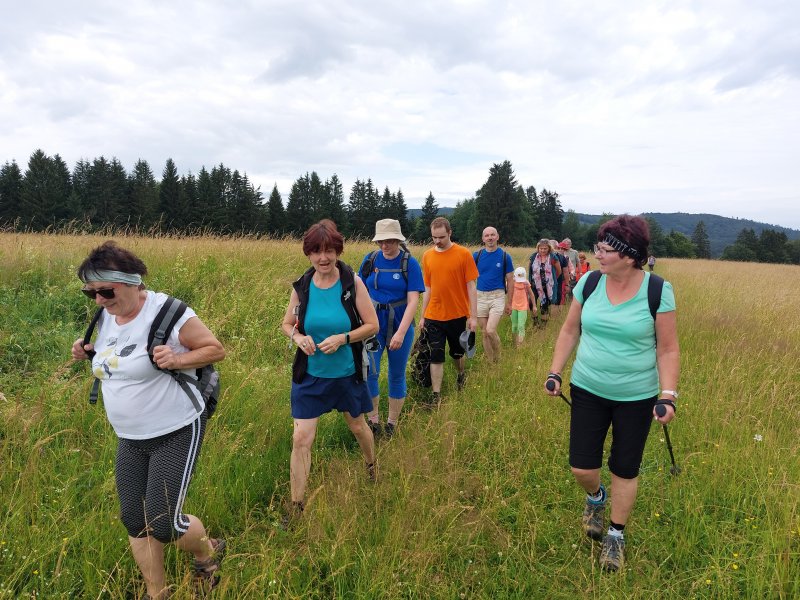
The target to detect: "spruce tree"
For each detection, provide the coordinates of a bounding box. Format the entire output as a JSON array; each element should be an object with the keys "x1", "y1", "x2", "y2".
[
  {"x1": 414, "y1": 191, "x2": 439, "y2": 241},
  {"x1": 266, "y1": 184, "x2": 286, "y2": 235},
  {"x1": 128, "y1": 159, "x2": 158, "y2": 230},
  {"x1": 0, "y1": 160, "x2": 23, "y2": 225},
  {"x1": 158, "y1": 158, "x2": 184, "y2": 231},
  {"x1": 472, "y1": 160, "x2": 527, "y2": 245},
  {"x1": 691, "y1": 220, "x2": 711, "y2": 259}
]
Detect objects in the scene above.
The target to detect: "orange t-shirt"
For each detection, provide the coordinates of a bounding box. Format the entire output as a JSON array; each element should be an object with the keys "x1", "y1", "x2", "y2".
[
  {"x1": 421, "y1": 243, "x2": 479, "y2": 321},
  {"x1": 511, "y1": 280, "x2": 532, "y2": 310}
]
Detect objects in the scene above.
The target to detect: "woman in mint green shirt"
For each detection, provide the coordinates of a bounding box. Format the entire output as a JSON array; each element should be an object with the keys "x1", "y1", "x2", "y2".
[{"x1": 544, "y1": 215, "x2": 680, "y2": 572}]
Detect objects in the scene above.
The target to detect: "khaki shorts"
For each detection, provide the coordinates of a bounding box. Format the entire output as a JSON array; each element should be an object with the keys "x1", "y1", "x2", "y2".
[{"x1": 476, "y1": 289, "x2": 506, "y2": 318}]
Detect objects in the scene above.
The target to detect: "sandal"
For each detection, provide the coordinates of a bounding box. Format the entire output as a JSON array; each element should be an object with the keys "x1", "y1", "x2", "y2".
[{"x1": 194, "y1": 538, "x2": 226, "y2": 592}]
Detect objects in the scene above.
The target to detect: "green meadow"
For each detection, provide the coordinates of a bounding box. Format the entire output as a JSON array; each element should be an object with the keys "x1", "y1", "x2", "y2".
[{"x1": 0, "y1": 232, "x2": 798, "y2": 599}]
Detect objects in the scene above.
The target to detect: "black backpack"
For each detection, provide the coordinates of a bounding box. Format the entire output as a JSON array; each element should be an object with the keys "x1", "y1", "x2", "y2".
[
  {"x1": 359, "y1": 244, "x2": 411, "y2": 287},
  {"x1": 580, "y1": 271, "x2": 664, "y2": 336},
  {"x1": 82, "y1": 296, "x2": 221, "y2": 418}
]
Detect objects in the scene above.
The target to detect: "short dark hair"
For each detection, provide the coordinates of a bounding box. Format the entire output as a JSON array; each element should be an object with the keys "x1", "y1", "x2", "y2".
[
  {"x1": 302, "y1": 219, "x2": 344, "y2": 256},
  {"x1": 430, "y1": 217, "x2": 451, "y2": 233},
  {"x1": 597, "y1": 215, "x2": 650, "y2": 269},
  {"x1": 77, "y1": 241, "x2": 148, "y2": 282}
]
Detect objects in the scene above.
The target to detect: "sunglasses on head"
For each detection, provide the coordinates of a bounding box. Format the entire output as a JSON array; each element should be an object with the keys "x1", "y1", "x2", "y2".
[{"x1": 81, "y1": 287, "x2": 116, "y2": 299}]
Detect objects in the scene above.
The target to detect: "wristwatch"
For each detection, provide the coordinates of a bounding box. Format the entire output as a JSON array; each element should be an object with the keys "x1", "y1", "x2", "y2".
[{"x1": 660, "y1": 389, "x2": 678, "y2": 399}]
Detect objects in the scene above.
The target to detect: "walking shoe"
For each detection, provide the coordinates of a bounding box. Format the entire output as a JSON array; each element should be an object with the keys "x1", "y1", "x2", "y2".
[
  {"x1": 366, "y1": 462, "x2": 377, "y2": 482},
  {"x1": 368, "y1": 420, "x2": 382, "y2": 439},
  {"x1": 384, "y1": 423, "x2": 396, "y2": 438},
  {"x1": 280, "y1": 501, "x2": 304, "y2": 531},
  {"x1": 599, "y1": 534, "x2": 625, "y2": 571},
  {"x1": 423, "y1": 391, "x2": 441, "y2": 409},
  {"x1": 457, "y1": 371, "x2": 467, "y2": 391},
  {"x1": 582, "y1": 497, "x2": 606, "y2": 541}
]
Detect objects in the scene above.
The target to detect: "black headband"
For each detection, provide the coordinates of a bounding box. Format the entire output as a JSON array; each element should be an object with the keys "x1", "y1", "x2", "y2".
[{"x1": 601, "y1": 233, "x2": 641, "y2": 260}]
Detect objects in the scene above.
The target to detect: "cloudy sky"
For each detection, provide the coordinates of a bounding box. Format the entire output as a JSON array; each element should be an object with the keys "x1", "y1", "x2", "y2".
[{"x1": 2, "y1": 0, "x2": 799, "y2": 228}]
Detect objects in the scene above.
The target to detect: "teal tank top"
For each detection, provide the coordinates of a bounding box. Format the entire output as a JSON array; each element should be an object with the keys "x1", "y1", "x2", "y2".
[{"x1": 305, "y1": 280, "x2": 356, "y2": 378}]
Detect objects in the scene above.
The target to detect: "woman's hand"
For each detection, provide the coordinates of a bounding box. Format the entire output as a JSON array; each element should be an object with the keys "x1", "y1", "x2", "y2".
[
  {"x1": 388, "y1": 330, "x2": 405, "y2": 350},
  {"x1": 653, "y1": 402, "x2": 676, "y2": 424},
  {"x1": 294, "y1": 334, "x2": 316, "y2": 355},
  {"x1": 71, "y1": 338, "x2": 92, "y2": 360},
  {"x1": 152, "y1": 345, "x2": 183, "y2": 370},
  {"x1": 317, "y1": 334, "x2": 345, "y2": 355}
]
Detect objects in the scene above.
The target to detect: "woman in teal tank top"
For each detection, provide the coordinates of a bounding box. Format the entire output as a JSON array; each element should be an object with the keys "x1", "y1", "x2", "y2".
[
  {"x1": 280, "y1": 220, "x2": 379, "y2": 521},
  {"x1": 543, "y1": 215, "x2": 680, "y2": 572}
]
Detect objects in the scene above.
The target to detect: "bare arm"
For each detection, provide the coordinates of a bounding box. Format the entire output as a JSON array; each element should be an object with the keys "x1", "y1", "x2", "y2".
[
  {"x1": 419, "y1": 285, "x2": 431, "y2": 330},
  {"x1": 388, "y1": 290, "x2": 420, "y2": 350},
  {"x1": 504, "y1": 272, "x2": 514, "y2": 314},
  {"x1": 545, "y1": 299, "x2": 582, "y2": 394},
  {"x1": 467, "y1": 279, "x2": 478, "y2": 332},
  {"x1": 153, "y1": 316, "x2": 225, "y2": 370},
  {"x1": 654, "y1": 310, "x2": 680, "y2": 424}
]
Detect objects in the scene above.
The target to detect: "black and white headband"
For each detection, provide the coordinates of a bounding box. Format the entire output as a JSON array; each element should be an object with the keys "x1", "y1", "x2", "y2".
[{"x1": 601, "y1": 233, "x2": 642, "y2": 260}]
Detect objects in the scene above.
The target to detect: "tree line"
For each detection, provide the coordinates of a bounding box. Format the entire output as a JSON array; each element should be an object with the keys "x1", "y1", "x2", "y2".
[{"x1": 1, "y1": 150, "x2": 798, "y2": 263}]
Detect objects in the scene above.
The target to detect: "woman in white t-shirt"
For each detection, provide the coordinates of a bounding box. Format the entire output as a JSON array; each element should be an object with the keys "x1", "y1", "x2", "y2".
[{"x1": 71, "y1": 241, "x2": 226, "y2": 600}]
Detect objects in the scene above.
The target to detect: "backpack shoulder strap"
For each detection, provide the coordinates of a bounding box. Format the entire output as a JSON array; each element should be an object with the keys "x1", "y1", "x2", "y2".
[
  {"x1": 360, "y1": 250, "x2": 380, "y2": 280},
  {"x1": 581, "y1": 270, "x2": 602, "y2": 303},
  {"x1": 147, "y1": 296, "x2": 188, "y2": 366},
  {"x1": 647, "y1": 274, "x2": 664, "y2": 320},
  {"x1": 83, "y1": 307, "x2": 104, "y2": 404}
]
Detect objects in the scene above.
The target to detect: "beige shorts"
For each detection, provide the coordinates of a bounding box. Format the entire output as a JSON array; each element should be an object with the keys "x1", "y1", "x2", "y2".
[{"x1": 477, "y1": 289, "x2": 506, "y2": 318}]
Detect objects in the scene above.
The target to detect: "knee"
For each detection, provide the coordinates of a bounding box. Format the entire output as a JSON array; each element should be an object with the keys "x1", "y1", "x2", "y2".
[
  {"x1": 120, "y1": 509, "x2": 147, "y2": 539},
  {"x1": 150, "y1": 518, "x2": 181, "y2": 544},
  {"x1": 292, "y1": 428, "x2": 314, "y2": 450},
  {"x1": 348, "y1": 418, "x2": 367, "y2": 435}
]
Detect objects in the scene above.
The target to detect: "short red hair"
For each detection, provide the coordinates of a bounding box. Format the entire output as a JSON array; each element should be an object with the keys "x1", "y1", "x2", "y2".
[{"x1": 302, "y1": 219, "x2": 344, "y2": 256}]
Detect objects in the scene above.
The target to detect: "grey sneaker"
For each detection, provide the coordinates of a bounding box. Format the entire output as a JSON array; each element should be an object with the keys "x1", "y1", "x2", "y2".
[
  {"x1": 582, "y1": 498, "x2": 605, "y2": 541},
  {"x1": 599, "y1": 534, "x2": 625, "y2": 571}
]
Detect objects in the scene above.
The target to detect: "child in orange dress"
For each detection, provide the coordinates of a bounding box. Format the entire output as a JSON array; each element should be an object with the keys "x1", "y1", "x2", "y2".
[{"x1": 510, "y1": 267, "x2": 537, "y2": 347}]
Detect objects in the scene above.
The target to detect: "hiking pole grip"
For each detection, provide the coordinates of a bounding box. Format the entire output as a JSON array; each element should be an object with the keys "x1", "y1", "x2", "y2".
[
  {"x1": 545, "y1": 378, "x2": 572, "y2": 407},
  {"x1": 655, "y1": 404, "x2": 666, "y2": 418}
]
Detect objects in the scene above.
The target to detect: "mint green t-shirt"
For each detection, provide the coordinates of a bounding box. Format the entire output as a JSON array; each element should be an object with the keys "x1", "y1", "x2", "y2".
[
  {"x1": 570, "y1": 271, "x2": 675, "y2": 401},
  {"x1": 305, "y1": 280, "x2": 356, "y2": 378}
]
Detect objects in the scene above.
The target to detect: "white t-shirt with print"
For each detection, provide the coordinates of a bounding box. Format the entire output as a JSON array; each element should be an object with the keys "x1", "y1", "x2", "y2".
[{"x1": 91, "y1": 291, "x2": 204, "y2": 439}]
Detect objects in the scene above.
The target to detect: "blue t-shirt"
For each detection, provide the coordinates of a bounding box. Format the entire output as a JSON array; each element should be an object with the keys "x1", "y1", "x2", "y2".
[
  {"x1": 304, "y1": 280, "x2": 355, "y2": 378},
  {"x1": 473, "y1": 248, "x2": 514, "y2": 292},
  {"x1": 570, "y1": 271, "x2": 676, "y2": 401},
  {"x1": 358, "y1": 251, "x2": 425, "y2": 334}
]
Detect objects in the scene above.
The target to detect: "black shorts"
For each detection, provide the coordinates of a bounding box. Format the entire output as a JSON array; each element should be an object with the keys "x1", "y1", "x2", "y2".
[
  {"x1": 422, "y1": 317, "x2": 467, "y2": 363},
  {"x1": 568, "y1": 384, "x2": 656, "y2": 479}
]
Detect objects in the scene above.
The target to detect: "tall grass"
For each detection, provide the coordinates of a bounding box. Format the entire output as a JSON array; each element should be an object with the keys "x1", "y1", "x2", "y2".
[{"x1": 0, "y1": 233, "x2": 798, "y2": 598}]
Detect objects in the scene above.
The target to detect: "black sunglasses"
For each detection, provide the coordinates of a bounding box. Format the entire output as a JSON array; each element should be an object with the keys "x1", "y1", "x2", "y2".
[{"x1": 82, "y1": 287, "x2": 116, "y2": 299}]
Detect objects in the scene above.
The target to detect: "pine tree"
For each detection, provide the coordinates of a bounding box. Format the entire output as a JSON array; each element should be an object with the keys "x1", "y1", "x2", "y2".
[
  {"x1": 472, "y1": 161, "x2": 527, "y2": 245},
  {"x1": 86, "y1": 156, "x2": 127, "y2": 226},
  {"x1": 158, "y1": 159, "x2": 185, "y2": 231},
  {"x1": 20, "y1": 149, "x2": 72, "y2": 229},
  {"x1": 0, "y1": 160, "x2": 23, "y2": 225},
  {"x1": 414, "y1": 192, "x2": 439, "y2": 241},
  {"x1": 128, "y1": 159, "x2": 158, "y2": 230},
  {"x1": 320, "y1": 174, "x2": 347, "y2": 231},
  {"x1": 691, "y1": 220, "x2": 711, "y2": 259},
  {"x1": 266, "y1": 184, "x2": 286, "y2": 235},
  {"x1": 538, "y1": 188, "x2": 564, "y2": 240}
]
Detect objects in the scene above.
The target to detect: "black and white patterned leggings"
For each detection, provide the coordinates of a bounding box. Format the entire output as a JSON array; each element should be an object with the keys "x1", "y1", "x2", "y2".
[{"x1": 115, "y1": 411, "x2": 207, "y2": 543}]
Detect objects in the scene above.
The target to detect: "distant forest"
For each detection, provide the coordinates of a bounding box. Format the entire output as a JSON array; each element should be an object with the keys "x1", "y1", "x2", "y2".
[{"x1": 2, "y1": 150, "x2": 798, "y2": 264}]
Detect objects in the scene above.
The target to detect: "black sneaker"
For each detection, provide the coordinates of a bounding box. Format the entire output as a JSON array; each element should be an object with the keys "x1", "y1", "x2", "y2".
[
  {"x1": 280, "y1": 501, "x2": 304, "y2": 530},
  {"x1": 368, "y1": 420, "x2": 382, "y2": 439},
  {"x1": 457, "y1": 371, "x2": 467, "y2": 391},
  {"x1": 366, "y1": 462, "x2": 377, "y2": 482},
  {"x1": 599, "y1": 534, "x2": 625, "y2": 571},
  {"x1": 384, "y1": 423, "x2": 396, "y2": 438}
]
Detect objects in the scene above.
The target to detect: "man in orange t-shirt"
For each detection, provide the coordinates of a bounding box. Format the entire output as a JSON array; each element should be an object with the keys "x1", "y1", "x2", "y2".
[{"x1": 419, "y1": 217, "x2": 479, "y2": 401}]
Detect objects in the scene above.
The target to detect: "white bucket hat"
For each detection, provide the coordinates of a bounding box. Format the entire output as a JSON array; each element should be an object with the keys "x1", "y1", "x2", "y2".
[
  {"x1": 372, "y1": 219, "x2": 406, "y2": 242},
  {"x1": 514, "y1": 266, "x2": 527, "y2": 282}
]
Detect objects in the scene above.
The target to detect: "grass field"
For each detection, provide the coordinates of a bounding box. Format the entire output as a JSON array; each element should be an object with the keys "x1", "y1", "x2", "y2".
[{"x1": 0, "y1": 232, "x2": 798, "y2": 599}]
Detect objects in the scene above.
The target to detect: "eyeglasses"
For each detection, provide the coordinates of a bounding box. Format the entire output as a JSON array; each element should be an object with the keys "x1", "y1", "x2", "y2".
[
  {"x1": 593, "y1": 245, "x2": 618, "y2": 256},
  {"x1": 81, "y1": 287, "x2": 116, "y2": 299}
]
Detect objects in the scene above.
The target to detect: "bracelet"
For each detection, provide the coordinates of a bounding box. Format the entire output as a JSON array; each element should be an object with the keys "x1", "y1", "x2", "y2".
[
  {"x1": 345, "y1": 332, "x2": 350, "y2": 345},
  {"x1": 547, "y1": 372, "x2": 562, "y2": 384},
  {"x1": 661, "y1": 389, "x2": 679, "y2": 399},
  {"x1": 655, "y1": 399, "x2": 677, "y2": 413}
]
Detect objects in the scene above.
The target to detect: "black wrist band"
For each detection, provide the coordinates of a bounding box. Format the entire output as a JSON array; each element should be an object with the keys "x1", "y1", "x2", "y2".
[
  {"x1": 547, "y1": 373, "x2": 562, "y2": 384},
  {"x1": 655, "y1": 399, "x2": 676, "y2": 413},
  {"x1": 345, "y1": 332, "x2": 350, "y2": 344}
]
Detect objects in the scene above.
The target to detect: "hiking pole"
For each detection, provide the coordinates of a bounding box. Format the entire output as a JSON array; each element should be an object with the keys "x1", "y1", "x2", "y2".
[
  {"x1": 545, "y1": 379, "x2": 571, "y2": 407},
  {"x1": 655, "y1": 404, "x2": 680, "y2": 476}
]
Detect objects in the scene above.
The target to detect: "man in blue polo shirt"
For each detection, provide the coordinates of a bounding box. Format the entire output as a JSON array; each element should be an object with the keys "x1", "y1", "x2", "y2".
[{"x1": 472, "y1": 226, "x2": 514, "y2": 362}]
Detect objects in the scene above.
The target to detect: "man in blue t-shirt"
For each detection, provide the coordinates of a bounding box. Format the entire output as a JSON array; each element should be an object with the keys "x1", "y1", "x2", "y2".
[{"x1": 472, "y1": 226, "x2": 514, "y2": 362}]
